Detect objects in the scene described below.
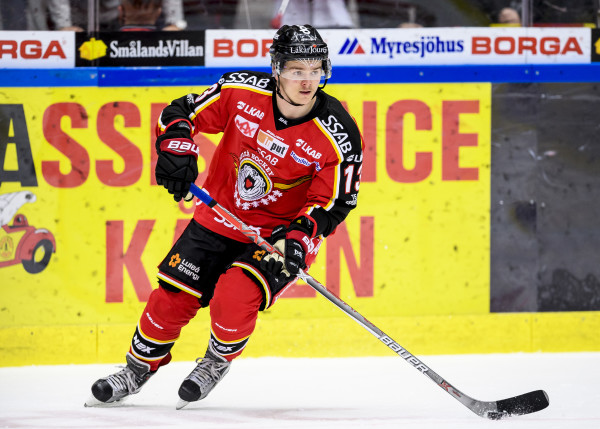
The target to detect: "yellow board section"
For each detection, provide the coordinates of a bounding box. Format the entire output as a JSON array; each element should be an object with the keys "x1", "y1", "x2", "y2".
[
  {"x1": 1, "y1": 311, "x2": 599, "y2": 366},
  {"x1": 0, "y1": 83, "x2": 594, "y2": 366}
]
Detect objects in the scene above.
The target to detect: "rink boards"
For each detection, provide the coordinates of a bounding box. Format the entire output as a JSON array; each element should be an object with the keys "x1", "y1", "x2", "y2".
[{"x1": 1, "y1": 65, "x2": 599, "y2": 366}]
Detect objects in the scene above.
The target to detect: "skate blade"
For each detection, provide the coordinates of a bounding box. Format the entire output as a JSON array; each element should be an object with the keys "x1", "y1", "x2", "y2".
[
  {"x1": 84, "y1": 395, "x2": 127, "y2": 408},
  {"x1": 176, "y1": 399, "x2": 190, "y2": 410}
]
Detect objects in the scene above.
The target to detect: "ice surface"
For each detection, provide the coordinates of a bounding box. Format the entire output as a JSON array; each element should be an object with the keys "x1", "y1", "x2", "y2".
[{"x1": 1, "y1": 352, "x2": 598, "y2": 429}]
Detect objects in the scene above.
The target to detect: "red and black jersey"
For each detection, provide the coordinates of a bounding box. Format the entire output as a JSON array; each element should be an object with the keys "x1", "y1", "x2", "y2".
[{"x1": 157, "y1": 70, "x2": 363, "y2": 242}]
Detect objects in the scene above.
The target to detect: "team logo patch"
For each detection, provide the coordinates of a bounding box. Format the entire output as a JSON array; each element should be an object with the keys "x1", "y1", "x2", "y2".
[
  {"x1": 232, "y1": 151, "x2": 282, "y2": 210},
  {"x1": 235, "y1": 114, "x2": 259, "y2": 138},
  {"x1": 236, "y1": 159, "x2": 272, "y2": 202}
]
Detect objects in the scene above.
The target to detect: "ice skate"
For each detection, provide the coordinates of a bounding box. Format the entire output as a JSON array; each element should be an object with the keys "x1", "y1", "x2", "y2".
[
  {"x1": 84, "y1": 353, "x2": 153, "y2": 407},
  {"x1": 176, "y1": 347, "x2": 231, "y2": 409}
]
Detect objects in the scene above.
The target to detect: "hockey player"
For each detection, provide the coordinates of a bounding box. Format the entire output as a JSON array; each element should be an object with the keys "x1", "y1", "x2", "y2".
[{"x1": 86, "y1": 24, "x2": 363, "y2": 409}]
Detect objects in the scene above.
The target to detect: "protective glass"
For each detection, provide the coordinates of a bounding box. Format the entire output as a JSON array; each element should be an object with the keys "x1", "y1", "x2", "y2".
[{"x1": 278, "y1": 59, "x2": 328, "y2": 81}]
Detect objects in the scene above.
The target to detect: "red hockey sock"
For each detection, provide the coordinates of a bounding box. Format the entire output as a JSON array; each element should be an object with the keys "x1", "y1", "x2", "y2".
[
  {"x1": 209, "y1": 267, "x2": 263, "y2": 361},
  {"x1": 131, "y1": 286, "x2": 201, "y2": 370}
]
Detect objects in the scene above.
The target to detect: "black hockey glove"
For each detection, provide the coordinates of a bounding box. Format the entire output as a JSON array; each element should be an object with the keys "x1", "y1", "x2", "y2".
[
  {"x1": 155, "y1": 127, "x2": 199, "y2": 202},
  {"x1": 260, "y1": 216, "x2": 315, "y2": 277}
]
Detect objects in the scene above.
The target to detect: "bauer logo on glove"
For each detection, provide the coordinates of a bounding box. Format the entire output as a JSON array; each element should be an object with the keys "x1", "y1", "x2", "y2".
[
  {"x1": 155, "y1": 130, "x2": 199, "y2": 202},
  {"x1": 164, "y1": 140, "x2": 200, "y2": 157}
]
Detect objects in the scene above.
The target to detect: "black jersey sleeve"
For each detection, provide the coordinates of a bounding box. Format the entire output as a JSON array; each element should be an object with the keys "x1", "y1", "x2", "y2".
[{"x1": 306, "y1": 98, "x2": 364, "y2": 237}]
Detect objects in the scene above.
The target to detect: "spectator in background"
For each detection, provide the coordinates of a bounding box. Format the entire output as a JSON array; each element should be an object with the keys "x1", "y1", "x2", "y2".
[
  {"x1": 0, "y1": 0, "x2": 28, "y2": 30},
  {"x1": 497, "y1": 6, "x2": 521, "y2": 24},
  {"x1": 355, "y1": 1, "x2": 437, "y2": 28},
  {"x1": 395, "y1": 3, "x2": 429, "y2": 28},
  {"x1": 29, "y1": 0, "x2": 85, "y2": 31},
  {"x1": 472, "y1": 0, "x2": 522, "y2": 24},
  {"x1": 65, "y1": 0, "x2": 121, "y2": 31},
  {"x1": 480, "y1": 0, "x2": 598, "y2": 26},
  {"x1": 181, "y1": 0, "x2": 239, "y2": 29},
  {"x1": 11, "y1": 0, "x2": 121, "y2": 32},
  {"x1": 161, "y1": 0, "x2": 187, "y2": 30},
  {"x1": 0, "y1": 0, "x2": 83, "y2": 31},
  {"x1": 0, "y1": 0, "x2": 186, "y2": 32},
  {"x1": 271, "y1": 0, "x2": 356, "y2": 29},
  {"x1": 531, "y1": 0, "x2": 597, "y2": 25},
  {"x1": 119, "y1": 0, "x2": 163, "y2": 30},
  {"x1": 64, "y1": 0, "x2": 186, "y2": 31}
]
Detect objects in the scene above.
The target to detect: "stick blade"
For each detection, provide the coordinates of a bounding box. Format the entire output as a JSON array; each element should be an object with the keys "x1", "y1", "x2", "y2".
[{"x1": 488, "y1": 390, "x2": 549, "y2": 419}]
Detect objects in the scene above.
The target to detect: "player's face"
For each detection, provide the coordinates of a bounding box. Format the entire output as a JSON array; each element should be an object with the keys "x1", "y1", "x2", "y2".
[{"x1": 278, "y1": 60, "x2": 323, "y2": 104}]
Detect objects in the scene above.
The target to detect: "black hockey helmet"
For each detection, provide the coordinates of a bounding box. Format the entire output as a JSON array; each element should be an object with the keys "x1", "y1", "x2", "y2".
[{"x1": 270, "y1": 24, "x2": 332, "y2": 80}]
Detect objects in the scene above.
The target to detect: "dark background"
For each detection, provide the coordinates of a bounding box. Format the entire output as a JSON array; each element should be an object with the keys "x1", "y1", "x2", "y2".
[
  {"x1": 490, "y1": 82, "x2": 600, "y2": 312},
  {"x1": 592, "y1": 29, "x2": 600, "y2": 62}
]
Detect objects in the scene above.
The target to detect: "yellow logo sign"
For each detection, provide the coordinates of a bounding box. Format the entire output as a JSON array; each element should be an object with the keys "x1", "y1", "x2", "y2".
[
  {"x1": 79, "y1": 37, "x2": 108, "y2": 61},
  {"x1": 168, "y1": 253, "x2": 181, "y2": 267},
  {"x1": 596, "y1": 37, "x2": 600, "y2": 55}
]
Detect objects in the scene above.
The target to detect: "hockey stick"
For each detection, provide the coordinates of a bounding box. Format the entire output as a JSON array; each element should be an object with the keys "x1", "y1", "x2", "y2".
[
  {"x1": 270, "y1": 0, "x2": 291, "y2": 28},
  {"x1": 188, "y1": 183, "x2": 549, "y2": 419}
]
